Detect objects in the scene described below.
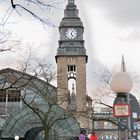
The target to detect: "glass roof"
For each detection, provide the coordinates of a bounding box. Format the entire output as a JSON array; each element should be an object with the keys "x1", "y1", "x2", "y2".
[{"x1": 1, "y1": 103, "x2": 80, "y2": 138}]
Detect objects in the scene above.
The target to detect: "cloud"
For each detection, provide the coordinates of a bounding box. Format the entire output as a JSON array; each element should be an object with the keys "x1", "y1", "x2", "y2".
[{"x1": 84, "y1": 0, "x2": 140, "y2": 27}]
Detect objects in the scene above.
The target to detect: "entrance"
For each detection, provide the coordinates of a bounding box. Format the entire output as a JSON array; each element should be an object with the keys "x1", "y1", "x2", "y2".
[{"x1": 24, "y1": 127, "x2": 43, "y2": 140}]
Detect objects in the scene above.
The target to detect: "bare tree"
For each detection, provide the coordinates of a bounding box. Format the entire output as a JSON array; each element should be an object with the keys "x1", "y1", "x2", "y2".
[
  {"x1": 93, "y1": 67, "x2": 140, "y2": 107},
  {"x1": 0, "y1": 57, "x2": 79, "y2": 140},
  {"x1": 91, "y1": 66, "x2": 140, "y2": 130},
  {"x1": 92, "y1": 68, "x2": 116, "y2": 108},
  {"x1": 0, "y1": 0, "x2": 64, "y2": 53},
  {"x1": 0, "y1": 30, "x2": 21, "y2": 52},
  {"x1": 0, "y1": 0, "x2": 65, "y2": 27}
]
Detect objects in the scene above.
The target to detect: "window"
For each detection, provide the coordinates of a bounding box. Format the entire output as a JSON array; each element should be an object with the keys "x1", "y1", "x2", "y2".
[
  {"x1": 0, "y1": 90, "x2": 20, "y2": 102},
  {"x1": 0, "y1": 89, "x2": 21, "y2": 116},
  {"x1": 68, "y1": 65, "x2": 76, "y2": 72},
  {"x1": 8, "y1": 90, "x2": 20, "y2": 102},
  {"x1": 70, "y1": 42, "x2": 74, "y2": 46},
  {"x1": 0, "y1": 90, "x2": 6, "y2": 102}
]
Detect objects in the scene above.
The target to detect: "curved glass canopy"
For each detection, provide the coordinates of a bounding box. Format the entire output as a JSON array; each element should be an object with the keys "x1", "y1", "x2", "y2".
[{"x1": 1, "y1": 103, "x2": 80, "y2": 139}]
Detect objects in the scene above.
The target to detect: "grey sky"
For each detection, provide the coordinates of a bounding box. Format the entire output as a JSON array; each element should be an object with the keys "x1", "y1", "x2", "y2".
[
  {"x1": 1, "y1": 0, "x2": 140, "y2": 100},
  {"x1": 85, "y1": 0, "x2": 140, "y2": 27}
]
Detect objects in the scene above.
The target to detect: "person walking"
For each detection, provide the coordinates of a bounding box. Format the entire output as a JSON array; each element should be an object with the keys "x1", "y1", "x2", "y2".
[
  {"x1": 89, "y1": 131, "x2": 98, "y2": 140},
  {"x1": 79, "y1": 132, "x2": 86, "y2": 140}
]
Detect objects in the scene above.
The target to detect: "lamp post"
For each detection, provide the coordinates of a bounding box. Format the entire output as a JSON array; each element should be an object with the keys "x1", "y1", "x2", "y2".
[
  {"x1": 15, "y1": 135, "x2": 19, "y2": 140},
  {"x1": 110, "y1": 56, "x2": 133, "y2": 140}
]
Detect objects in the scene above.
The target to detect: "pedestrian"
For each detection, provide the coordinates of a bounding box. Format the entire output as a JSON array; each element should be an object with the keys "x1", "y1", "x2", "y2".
[
  {"x1": 79, "y1": 132, "x2": 86, "y2": 140},
  {"x1": 89, "y1": 131, "x2": 98, "y2": 140}
]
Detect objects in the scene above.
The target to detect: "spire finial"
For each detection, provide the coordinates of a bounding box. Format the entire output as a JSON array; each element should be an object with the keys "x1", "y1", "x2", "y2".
[
  {"x1": 68, "y1": 0, "x2": 75, "y2": 4},
  {"x1": 121, "y1": 54, "x2": 126, "y2": 72}
]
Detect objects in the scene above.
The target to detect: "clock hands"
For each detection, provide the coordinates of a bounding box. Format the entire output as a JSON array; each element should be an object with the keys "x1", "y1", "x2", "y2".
[
  {"x1": 66, "y1": 28, "x2": 77, "y2": 39},
  {"x1": 70, "y1": 29, "x2": 77, "y2": 39},
  {"x1": 70, "y1": 29, "x2": 74, "y2": 38}
]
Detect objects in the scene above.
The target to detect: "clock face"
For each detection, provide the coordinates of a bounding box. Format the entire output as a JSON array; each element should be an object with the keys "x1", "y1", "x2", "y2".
[{"x1": 65, "y1": 28, "x2": 77, "y2": 39}]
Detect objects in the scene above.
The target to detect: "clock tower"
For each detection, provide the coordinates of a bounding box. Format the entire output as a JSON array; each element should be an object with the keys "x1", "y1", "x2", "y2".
[{"x1": 56, "y1": 0, "x2": 89, "y2": 128}]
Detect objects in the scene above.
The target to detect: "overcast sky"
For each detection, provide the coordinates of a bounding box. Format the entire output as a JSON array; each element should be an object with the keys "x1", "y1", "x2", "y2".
[{"x1": 0, "y1": 0, "x2": 140, "y2": 100}]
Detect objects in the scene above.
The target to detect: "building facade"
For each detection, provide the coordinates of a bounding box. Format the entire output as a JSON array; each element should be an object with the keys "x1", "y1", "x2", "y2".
[{"x1": 0, "y1": 68, "x2": 80, "y2": 140}]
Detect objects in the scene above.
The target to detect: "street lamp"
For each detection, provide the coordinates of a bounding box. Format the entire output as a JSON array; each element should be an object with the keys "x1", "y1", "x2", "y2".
[
  {"x1": 15, "y1": 135, "x2": 19, "y2": 140},
  {"x1": 110, "y1": 55, "x2": 133, "y2": 140},
  {"x1": 110, "y1": 55, "x2": 132, "y2": 93}
]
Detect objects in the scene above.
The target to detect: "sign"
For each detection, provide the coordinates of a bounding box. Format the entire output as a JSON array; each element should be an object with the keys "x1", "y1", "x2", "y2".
[
  {"x1": 113, "y1": 104, "x2": 130, "y2": 117},
  {"x1": 114, "y1": 93, "x2": 139, "y2": 138},
  {"x1": 118, "y1": 117, "x2": 127, "y2": 130}
]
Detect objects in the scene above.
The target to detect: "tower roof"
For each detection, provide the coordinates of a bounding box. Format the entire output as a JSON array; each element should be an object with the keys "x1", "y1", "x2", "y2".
[
  {"x1": 59, "y1": 0, "x2": 83, "y2": 27},
  {"x1": 65, "y1": 0, "x2": 78, "y2": 17}
]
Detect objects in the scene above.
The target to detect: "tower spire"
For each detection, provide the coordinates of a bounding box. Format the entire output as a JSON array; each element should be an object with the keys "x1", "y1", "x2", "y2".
[
  {"x1": 72, "y1": 83, "x2": 75, "y2": 93},
  {"x1": 67, "y1": 83, "x2": 77, "y2": 112},
  {"x1": 121, "y1": 54, "x2": 126, "y2": 72}
]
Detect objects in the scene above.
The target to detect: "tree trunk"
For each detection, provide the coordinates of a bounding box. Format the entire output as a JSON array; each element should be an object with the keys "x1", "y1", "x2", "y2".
[{"x1": 44, "y1": 127, "x2": 50, "y2": 140}]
